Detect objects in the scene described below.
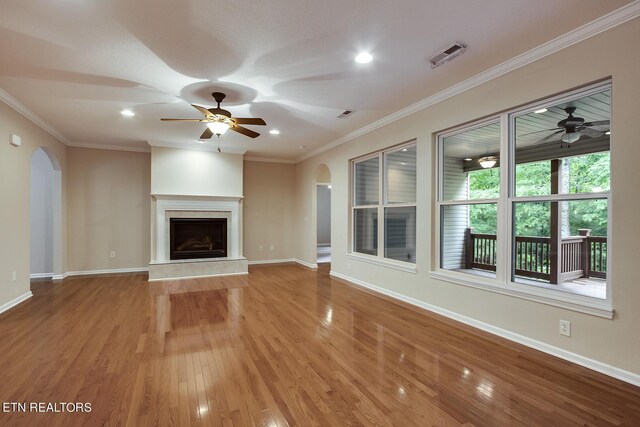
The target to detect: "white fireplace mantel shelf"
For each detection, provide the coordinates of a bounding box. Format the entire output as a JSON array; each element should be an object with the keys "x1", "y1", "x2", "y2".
[{"x1": 151, "y1": 194, "x2": 244, "y2": 202}]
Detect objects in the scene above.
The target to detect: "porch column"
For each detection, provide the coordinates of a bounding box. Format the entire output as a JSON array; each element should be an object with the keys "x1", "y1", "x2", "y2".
[
  {"x1": 464, "y1": 228, "x2": 474, "y2": 269},
  {"x1": 550, "y1": 159, "x2": 560, "y2": 284}
]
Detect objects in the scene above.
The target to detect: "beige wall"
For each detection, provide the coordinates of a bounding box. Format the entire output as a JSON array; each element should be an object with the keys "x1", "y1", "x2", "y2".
[
  {"x1": 0, "y1": 101, "x2": 67, "y2": 307},
  {"x1": 243, "y1": 161, "x2": 296, "y2": 261},
  {"x1": 294, "y1": 19, "x2": 640, "y2": 374},
  {"x1": 67, "y1": 147, "x2": 150, "y2": 271},
  {"x1": 151, "y1": 147, "x2": 243, "y2": 197}
]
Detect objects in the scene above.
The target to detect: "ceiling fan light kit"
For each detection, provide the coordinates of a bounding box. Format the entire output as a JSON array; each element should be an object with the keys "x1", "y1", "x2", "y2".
[
  {"x1": 561, "y1": 132, "x2": 581, "y2": 144},
  {"x1": 478, "y1": 156, "x2": 498, "y2": 169},
  {"x1": 207, "y1": 120, "x2": 230, "y2": 136}
]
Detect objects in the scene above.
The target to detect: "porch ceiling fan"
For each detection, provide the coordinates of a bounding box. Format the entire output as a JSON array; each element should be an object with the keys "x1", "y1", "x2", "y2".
[
  {"x1": 161, "y1": 92, "x2": 266, "y2": 139},
  {"x1": 529, "y1": 106, "x2": 610, "y2": 144}
]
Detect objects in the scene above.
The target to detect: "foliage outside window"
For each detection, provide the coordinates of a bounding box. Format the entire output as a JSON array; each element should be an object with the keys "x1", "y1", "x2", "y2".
[
  {"x1": 352, "y1": 144, "x2": 417, "y2": 264},
  {"x1": 437, "y1": 82, "x2": 611, "y2": 305},
  {"x1": 439, "y1": 121, "x2": 500, "y2": 277}
]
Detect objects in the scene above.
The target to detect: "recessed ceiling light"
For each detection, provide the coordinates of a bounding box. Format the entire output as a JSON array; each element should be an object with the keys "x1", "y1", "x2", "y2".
[
  {"x1": 464, "y1": 158, "x2": 473, "y2": 161},
  {"x1": 269, "y1": 129, "x2": 280, "y2": 135},
  {"x1": 328, "y1": 185, "x2": 332, "y2": 189},
  {"x1": 534, "y1": 108, "x2": 548, "y2": 114},
  {"x1": 402, "y1": 148, "x2": 408, "y2": 152},
  {"x1": 401, "y1": 162, "x2": 406, "y2": 165},
  {"x1": 121, "y1": 109, "x2": 135, "y2": 117},
  {"x1": 605, "y1": 131, "x2": 611, "y2": 135},
  {"x1": 355, "y1": 52, "x2": 373, "y2": 64}
]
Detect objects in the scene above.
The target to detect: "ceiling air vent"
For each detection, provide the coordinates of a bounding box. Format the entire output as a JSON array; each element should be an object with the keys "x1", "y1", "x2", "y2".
[
  {"x1": 428, "y1": 42, "x2": 466, "y2": 69},
  {"x1": 337, "y1": 110, "x2": 354, "y2": 119}
]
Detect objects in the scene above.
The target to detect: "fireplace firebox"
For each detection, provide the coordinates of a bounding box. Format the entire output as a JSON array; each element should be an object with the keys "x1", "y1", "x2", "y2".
[{"x1": 169, "y1": 218, "x2": 227, "y2": 260}]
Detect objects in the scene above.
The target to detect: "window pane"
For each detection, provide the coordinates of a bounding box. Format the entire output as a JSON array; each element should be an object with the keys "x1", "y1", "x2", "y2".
[
  {"x1": 515, "y1": 160, "x2": 550, "y2": 197},
  {"x1": 441, "y1": 203, "x2": 497, "y2": 278},
  {"x1": 514, "y1": 88, "x2": 610, "y2": 197},
  {"x1": 442, "y1": 122, "x2": 500, "y2": 201},
  {"x1": 386, "y1": 146, "x2": 416, "y2": 204},
  {"x1": 567, "y1": 152, "x2": 610, "y2": 194},
  {"x1": 513, "y1": 200, "x2": 607, "y2": 300},
  {"x1": 354, "y1": 157, "x2": 379, "y2": 206},
  {"x1": 354, "y1": 208, "x2": 377, "y2": 255},
  {"x1": 384, "y1": 207, "x2": 416, "y2": 263}
]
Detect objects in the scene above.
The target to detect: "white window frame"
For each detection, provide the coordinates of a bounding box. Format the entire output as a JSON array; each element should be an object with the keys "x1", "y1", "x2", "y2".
[
  {"x1": 432, "y1": 81, "x2": 613, "y2": 318},
  {"x1": 349, "y1": 141, "x2": 417, "y2": 273}
]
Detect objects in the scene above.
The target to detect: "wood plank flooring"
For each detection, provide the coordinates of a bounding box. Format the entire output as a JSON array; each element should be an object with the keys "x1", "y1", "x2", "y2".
[{"x1": 0, "y1": 264, "x2": 639, "y2": 426}]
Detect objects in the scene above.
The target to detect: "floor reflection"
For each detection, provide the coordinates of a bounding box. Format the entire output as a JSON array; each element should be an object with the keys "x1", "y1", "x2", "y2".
[{"x1": 7, "y1": 264, "x2": 634, "y2": 425}]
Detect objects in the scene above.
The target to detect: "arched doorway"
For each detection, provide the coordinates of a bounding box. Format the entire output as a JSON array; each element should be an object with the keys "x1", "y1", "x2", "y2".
[
  {"x1": 315, "y1": 164, "x2": 331, "y2": 264},
  {"x1": 30, "y1": 147, "x2": 62, "y2": 281}
]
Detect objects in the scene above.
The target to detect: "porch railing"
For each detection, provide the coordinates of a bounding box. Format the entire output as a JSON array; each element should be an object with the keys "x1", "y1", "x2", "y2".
[{"x1": 464, "y1": 228, "x2": 606, "y2": 281}]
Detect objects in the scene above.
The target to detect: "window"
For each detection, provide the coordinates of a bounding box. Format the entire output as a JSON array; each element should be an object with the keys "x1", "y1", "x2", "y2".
[
  {"x1": 511, "y1": 86, "x2": 610, "y2": 298},
  {"x1": 439, "y1": 121, "x2": 500, "y2": 278},
  {"x1": 436, "y1": 82, "x2": 611, "y2": 314},
  {"x1": 352, "y1": 143, "x2": 416, "y2": 264}
]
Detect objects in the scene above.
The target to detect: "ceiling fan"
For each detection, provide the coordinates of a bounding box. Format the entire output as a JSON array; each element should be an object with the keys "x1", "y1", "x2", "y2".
[
  {"x1": 161, "y1": 92, "x2": 266, "y2": 139},
  {"x1": 533, "y1": 106, "x2": 610, "y2": 144}
]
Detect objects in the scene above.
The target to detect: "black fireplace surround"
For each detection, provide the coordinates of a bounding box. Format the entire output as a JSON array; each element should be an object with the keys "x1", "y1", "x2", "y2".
[{"x1": 169, "y1": 218, "x2": 227, "y2": 260}]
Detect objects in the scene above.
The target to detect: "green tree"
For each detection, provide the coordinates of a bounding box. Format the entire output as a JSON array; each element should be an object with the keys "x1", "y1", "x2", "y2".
[{"x1": 468, "y1": 152, "x2": 609, "y2": 237}]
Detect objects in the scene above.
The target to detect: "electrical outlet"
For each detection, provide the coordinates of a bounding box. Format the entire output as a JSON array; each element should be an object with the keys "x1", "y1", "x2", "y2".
[
  {"x1": 110, "y1": 251, "x2": 116, "y2": 258},
  {"x1": 12, "y1": 271, "x2": 17, "y2": 282},
  {"x1": 559, "y1": 320, "x2": 571, "y2": 337}
]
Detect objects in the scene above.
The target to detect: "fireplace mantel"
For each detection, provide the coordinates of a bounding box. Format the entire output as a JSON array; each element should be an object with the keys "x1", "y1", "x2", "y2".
[{"x1": 149, "y1": 194, "x2": 246, "y2": 280}]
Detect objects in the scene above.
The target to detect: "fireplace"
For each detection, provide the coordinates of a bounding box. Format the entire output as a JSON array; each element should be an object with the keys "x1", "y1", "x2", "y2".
[
  {"x1": 169, "y1": 218, "x2": 227, "y2": 260},
  {"x1": 149, "y1": 195, "x2": 246, "y2": 281}
]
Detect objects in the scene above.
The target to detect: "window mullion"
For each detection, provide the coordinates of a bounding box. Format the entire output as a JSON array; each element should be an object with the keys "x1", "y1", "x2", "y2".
[
  {"x1": 497, "y1": 112, "x2": 511, "y2": 284},
  {"x1": 379, "y1": 154, "x2": 384, "y2": 258}
]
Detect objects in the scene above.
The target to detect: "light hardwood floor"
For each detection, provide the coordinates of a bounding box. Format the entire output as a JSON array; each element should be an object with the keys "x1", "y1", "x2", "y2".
[{"x1": 0, "y1": 264, "x2": 639, "y2": 426}]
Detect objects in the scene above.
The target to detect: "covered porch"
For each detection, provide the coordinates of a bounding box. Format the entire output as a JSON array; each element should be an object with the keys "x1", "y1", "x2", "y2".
[{"x1": 464, "y1": 228, "x2": 607, "y2": 298}]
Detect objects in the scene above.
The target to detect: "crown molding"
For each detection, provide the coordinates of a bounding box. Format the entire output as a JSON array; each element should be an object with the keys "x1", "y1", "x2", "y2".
[
  {"x1": 296, "y1": 1, "x2": 640, "y2": 163},
  {"x1": 244, "y1": 156, "x2": 297, "y2": 164},
  {"x1": 147, "y1": 139, "x2": 247, "y2": 155},
  {"x1": 67, "y1": 141, "x2": 151, "y2": 153},
  {"x1": 0, "y1": 88, "x2": 70, "y2": 145}
]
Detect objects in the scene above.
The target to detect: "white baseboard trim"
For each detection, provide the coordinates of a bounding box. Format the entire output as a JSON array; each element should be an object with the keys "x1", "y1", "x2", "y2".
[
  {"x1": 294, "y1": 259, "x2": 318, "y2": 270},
  {"x1": 30, "y1": 272, "x2": 53, "y2": 279},
  {"x1": 248, "y1": 258, "x2": 296, "y2": 265},
  {"x1": 0, "y1": 291, "x2": 33, "y2": 315},
  {"x1": 63, "y1": 267, "x2": 149, "y2": 279},
  {"x1": 329, "y1": 270, "x2": 640, "y2": 387},
  {"x1": 148, "y1": 271, "x2": 248, "y2": 282}
]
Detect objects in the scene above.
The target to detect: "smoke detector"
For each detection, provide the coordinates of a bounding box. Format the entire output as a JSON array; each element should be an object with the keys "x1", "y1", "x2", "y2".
[
  {"x1": 428, "y1": 42, "x2": 466, "y2": 69},
  {"x1": 337, "y1": 110, "x2": 355, "y2": 119}
]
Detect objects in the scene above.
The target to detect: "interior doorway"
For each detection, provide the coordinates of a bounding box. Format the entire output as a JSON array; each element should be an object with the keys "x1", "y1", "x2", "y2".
[
  {"x1": 30, "y1": 147, "x2": 62, "y2": 281},
  {"x1": 316, "y1": 164, "x2": 331, "y2": 264}
]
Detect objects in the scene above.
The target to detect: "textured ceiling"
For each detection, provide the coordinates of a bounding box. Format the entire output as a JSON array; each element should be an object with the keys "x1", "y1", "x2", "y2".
[{"x1": 0, "y1": 0, "x2": 631, "y2": 160}]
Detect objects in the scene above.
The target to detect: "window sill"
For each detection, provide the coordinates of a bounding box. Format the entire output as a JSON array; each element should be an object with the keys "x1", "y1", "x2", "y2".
[
  {"x1": 429, "y1": 270, "x2": 613, "y2": 319},
  {"x1": 347, "y1": 253, "x2": 417, "y2": 274}
]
